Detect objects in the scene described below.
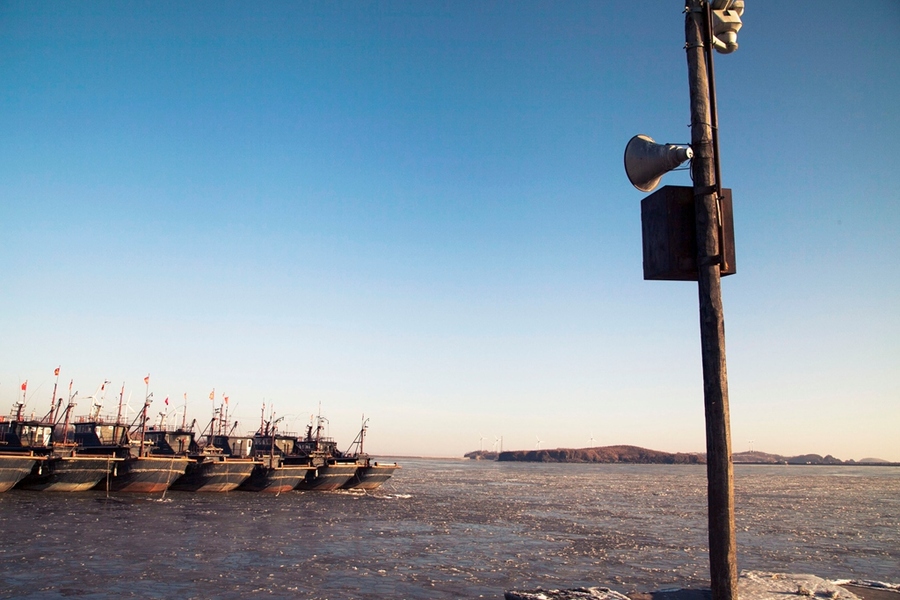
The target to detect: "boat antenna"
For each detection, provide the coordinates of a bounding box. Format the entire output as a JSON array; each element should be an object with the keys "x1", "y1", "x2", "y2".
[{"x1": 181, "y1": 392, "x2": 187, "y2": 432}]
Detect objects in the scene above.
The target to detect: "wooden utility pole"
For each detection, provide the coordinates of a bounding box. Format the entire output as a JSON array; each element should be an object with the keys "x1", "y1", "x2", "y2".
[{"x1": 684, "y1": 2, "x2": 738, "y2": 599}]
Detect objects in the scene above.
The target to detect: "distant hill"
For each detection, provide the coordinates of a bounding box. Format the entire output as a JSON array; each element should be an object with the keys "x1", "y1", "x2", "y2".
[
  {"x1": 465, "y1": 446, "x2": 897, "y2": 466},
  {"x1": 464, "y1": 450, "x2": 499, "y2": 460},
  {"x1": 733, "y1": 451, "x2": 897, "y2": 465},
  {"x1": 495, "y1": 445, "x2": 704, "y2": 464}
]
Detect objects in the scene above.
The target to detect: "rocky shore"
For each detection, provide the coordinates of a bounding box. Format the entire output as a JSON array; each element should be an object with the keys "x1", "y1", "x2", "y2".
[{"x1": 505, "y1": 571, "x2": 900, "y2": 600}]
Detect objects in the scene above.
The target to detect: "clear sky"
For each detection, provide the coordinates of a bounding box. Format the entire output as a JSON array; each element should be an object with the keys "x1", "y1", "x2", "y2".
[{"x1": 2, "y1": 2, "x2": 898, "y2": 461}]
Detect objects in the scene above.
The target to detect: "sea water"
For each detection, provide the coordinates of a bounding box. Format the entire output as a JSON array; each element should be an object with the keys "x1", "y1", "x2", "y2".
[{"x1": 0, "y1": 459, "x2": 897, "y2": 599}]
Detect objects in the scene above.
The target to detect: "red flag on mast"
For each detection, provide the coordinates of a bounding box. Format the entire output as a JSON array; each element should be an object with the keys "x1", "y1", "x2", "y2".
[
  {"x1": 21, "y1": 381, "x2": 27, "y2": 391},
  {"x1": 144, "y1": 374, "x2": 150, "y2": 385},
  {"x1": 54, "y1": 367, "x2": 60, "y2": 377}
]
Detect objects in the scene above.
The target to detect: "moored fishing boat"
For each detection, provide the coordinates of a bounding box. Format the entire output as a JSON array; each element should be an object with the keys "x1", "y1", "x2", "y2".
[
  {"x1": 238, "y1": 415, "x2": 313, "y2": 493},
  {"x1": 339, "y1": 418, "x2": 399, "y2": 491},
  {"x1": 2, "y1": 386, "x2": 117, "y2": 492},
  {"x1": 73, "y1": 421, "x2": 192, "y2": 493},
  {"x1": 292, "y1": 415, "x2": 359, "y2": 491},
  {"x1": 18, "y1": 452, "x2": 119, "y2": 492},
  {"x1": 342, "y1": 457, "x2": 400, "y2": 491},
  {"x1": 0, "y1": 385, "x2": 50, "y2": 490},
  {"x1": 171, "y1": 414, "x2": 258, "y2": 492},
  {"x1": 171, "y1": 452, "x2": 258, "y2": 492},
  {"x1": 0, "y1": 453, "x2": 42, "y2": 492},
  {"x1": 16, "y1": 393, "x2": 119, "y2": 492},
  {"x1": 298, "y1": 460, "x2": 358, "y2": 491},
  {"x1": 73, "y1": 381, "x2": 189, "y2": 493},
  {"x1": 239, "y1": 455, "x2": 314, "y2": 493}
]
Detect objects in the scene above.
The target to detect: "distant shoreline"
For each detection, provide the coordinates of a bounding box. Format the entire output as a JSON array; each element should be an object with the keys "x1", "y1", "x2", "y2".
[{"x1": 463, "y1": 446, "x2": 900, "y2": 466}]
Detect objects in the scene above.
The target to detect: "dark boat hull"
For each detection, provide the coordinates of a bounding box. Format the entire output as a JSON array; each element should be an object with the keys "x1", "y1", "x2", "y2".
[
  {"x1": 100, "y1": 456, "x2": 191, "y2": 493},
  {"x1": 170, "y1": 458, "x2": 258, "y2": 492},
  {"x1": 0, "y1": 454, "x2": 41, "y2": 492},
  {"x1": 297, "y1": 463, "x2": 359, "y2": 491},
  {"x1": 239, "y1": 463, "x2": 313, "y2": 493},
  {"x1": 17, "y1": 455, "x2": 117, "y2": 492},
  {"x1": 341, "y1": 463, "x2": 399, "y2": 490}
]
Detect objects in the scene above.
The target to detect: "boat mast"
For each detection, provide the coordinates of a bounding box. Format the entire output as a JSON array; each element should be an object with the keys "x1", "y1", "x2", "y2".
[
  {"x1": 140, "y1": 375, "x2": 151, "y2": 458},
  {"x1": 49, "y1": 367, "x2": 60, "y2": 423},
  {"x1": 207, "y1": 404, "x2": 216, "y2": 447},
  {"x1": 269, "y1": 408, "x2": 276, "y2": 463},
  {"x1": 181, "y1": 392, "x2": 187, "y2": 432},
  {"x1": 61, "y1": 397, "x2": 76, "y2": 444},
  {"x1": 223, "y1": 395, "x2": 229, "y2": 436},
  {"x1": 17, "y1": 381, "x2": 26, "y2": 421},
  {"x1": 360, "y1": 415, "x2": 368, "y2": 456},
  {"x1": 115, "y1": 382, "x2": 126, "y2": 444}
]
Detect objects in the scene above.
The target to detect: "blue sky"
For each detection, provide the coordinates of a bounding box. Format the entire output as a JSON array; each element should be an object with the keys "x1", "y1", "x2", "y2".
[{"x1": 2, "y1": 1, "x2": 898, "y2": 460}]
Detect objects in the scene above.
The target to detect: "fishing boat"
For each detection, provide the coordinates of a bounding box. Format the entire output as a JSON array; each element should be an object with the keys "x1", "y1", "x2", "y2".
[
  {"x1": 239, "y1": 455, "x2": 314, "y2": 493},
  {"x1": 292, "y1": 416, "x2": 359, "y2": 491},
  {"x1": 171, "y1": 450, "x2": 258, "y2": 492},
  {"x1": 170, "y1": 410, "x2": 258, "y2": 492},
  {"x1": 2, "y1": 384, "x2": 116, "y2": 492},
  {"x1": 0, "y1": 402, "x2": 49, "y2": 491},
  {"x1": 340, "y1": 418, "x2": 399, "y2": 491},
  {"x1": 0, "y1": 453, "x2": 41, "y2": 492},
  {"x1": 73, "y1": 385, "x2": 189, "y2": 493},
  {"x1": 238, "y1": 415, "x2": 313, "y2": 493}
]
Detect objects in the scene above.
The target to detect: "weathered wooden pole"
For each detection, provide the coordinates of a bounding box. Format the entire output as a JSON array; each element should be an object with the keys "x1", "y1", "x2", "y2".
[{"x1": 684, "y1": 2, "x2": 739, "y2": 599}]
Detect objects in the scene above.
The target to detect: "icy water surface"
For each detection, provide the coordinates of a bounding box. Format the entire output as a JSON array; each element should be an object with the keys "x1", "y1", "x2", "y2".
[{"x1": 0, "y1": 460, "x2": 897, "y2": 599}]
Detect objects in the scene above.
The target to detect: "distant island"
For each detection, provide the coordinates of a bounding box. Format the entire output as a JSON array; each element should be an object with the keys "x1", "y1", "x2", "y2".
[{"x1": 464, "y1": 445, "x2": 898, "y2": 466}]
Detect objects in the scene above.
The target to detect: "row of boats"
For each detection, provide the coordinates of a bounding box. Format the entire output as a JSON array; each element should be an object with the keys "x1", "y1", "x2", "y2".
[{"x1": 0, "y1": 388, "x2": 398, "y2": 494}]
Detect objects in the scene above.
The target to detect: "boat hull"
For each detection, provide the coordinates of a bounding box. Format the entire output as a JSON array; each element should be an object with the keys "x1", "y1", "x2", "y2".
[
  {"x1": 239, "y1": 463, "x2": 313, "y2": 493},
  {"x1": 341, "y1": 463, "x2": 399, "y2": 491},
  {"x1": 99, "y1": 456, "x2": 191, "y2": 493},
  {"x1": 17, "y1": 455, "x2": 118, "y2": 492},
  {"x1": 297, "y1": 463, "x2": 359, "y2": 491},
  {"x1": 170, "y1": 458, "x2": 258, "y2": 492},
  {"x1": 0, "y1": 454, "x2": 41, "y2": 492}
]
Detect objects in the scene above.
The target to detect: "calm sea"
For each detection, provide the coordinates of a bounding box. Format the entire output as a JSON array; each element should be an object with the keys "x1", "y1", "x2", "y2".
[{"x1": 0, "y1": 459, "x2": 897, "y2": 599}]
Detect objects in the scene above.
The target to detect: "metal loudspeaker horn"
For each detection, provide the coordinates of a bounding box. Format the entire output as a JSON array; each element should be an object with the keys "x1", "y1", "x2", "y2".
[{"x1": 624, "y1": 134, "x2": 693, "y2": 192}]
